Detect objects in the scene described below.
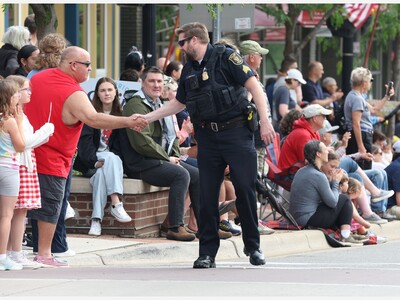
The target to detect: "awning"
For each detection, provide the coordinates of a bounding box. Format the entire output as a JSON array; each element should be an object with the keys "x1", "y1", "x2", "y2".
[
  {"x1": 253, "y1": 8, "x2": 286, "y2": 41},
  {"x1": 297, "y1": 10, "x2": 327, "y2": 27}
]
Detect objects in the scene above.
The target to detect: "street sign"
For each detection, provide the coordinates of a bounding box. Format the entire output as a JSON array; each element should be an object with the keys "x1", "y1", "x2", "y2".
[{"x1": 179, "y1": 4, "x2": 255, "y2": 33}]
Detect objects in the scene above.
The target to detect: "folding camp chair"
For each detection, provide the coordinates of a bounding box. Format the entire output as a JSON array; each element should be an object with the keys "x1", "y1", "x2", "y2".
[{"x1": 256, "y1": 133, "x2": 303, "y2": 229}]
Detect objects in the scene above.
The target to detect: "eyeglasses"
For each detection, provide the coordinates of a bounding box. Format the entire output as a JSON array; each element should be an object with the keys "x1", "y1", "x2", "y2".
[
  {"x1": 178, "y1": 36, "x2": 193, "y2": 47},
  {"x1": 20, "y1": 87, "x2": 31, "y2": 93},
  {"x1": 70, "y1": 61, "x2": 91, "y2": 68}
]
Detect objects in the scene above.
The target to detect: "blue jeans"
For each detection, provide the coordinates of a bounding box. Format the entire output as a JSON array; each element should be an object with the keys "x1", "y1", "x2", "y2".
[
  {"x1": 339, "y1": 156, "x2": 388, "y2": 212},
  {"x1": 365, "y1": 169, "x2": 388, "y2": 213}
]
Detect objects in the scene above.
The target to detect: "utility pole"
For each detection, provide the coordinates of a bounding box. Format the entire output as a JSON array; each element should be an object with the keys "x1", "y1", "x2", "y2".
[
  {"x1": 142, "y1": 4, "x2": 156, "y2": 67},
  {"x1": 212, "y1": 5, "x2": 221, "y2": 44}
]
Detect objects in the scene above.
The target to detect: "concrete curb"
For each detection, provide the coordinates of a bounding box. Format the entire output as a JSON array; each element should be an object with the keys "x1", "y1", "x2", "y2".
[{"x1": 66, "y1": 220, "x2": 400, "y2": 267}]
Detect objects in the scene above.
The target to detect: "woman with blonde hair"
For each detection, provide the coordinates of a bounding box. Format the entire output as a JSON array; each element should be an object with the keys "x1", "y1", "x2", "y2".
[
  {"x1": 344, "y1": 67, "x2": 394, "y2": 169},
  {"x1": 0, "y1": 26, "x2": 31, "y2": 77}
]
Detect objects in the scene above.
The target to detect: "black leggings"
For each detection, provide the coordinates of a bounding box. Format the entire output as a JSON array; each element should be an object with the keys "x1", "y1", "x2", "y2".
[
  {"x1": 346, "y1": 130, "x2": 372, "y2": 170},
  {"x1": 306, "y1": 194, "x2": 353, "y2": 230}
]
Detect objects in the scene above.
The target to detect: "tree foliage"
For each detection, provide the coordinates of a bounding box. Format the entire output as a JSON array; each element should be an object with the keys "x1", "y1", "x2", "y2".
[
  {"x1": 30, "y1": 4, "x2": 57, "y2": 41},
  {"x1": 256, "y1": 4, "x2": 343, "y2": 58}
]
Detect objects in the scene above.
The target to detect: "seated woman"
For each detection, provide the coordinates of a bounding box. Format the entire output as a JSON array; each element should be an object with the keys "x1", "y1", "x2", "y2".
[
  {"x1": 289, "y1": 140, "x2": 362, "y2": 246},
  {"x1": 73, "y1": 77, "x2": 131, "y2": 236}
]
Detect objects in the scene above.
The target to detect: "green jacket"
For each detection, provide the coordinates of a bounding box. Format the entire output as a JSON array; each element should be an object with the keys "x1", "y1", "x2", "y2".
[{"x1": 123, "y1": 90, "x2": 180, "y2": 162}]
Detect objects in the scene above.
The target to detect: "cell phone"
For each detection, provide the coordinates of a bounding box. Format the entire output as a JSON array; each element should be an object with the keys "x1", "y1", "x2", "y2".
[
  {"x1": 386, "y1": 81, "x2": 394, "y2": 97},
  {"x1": 98, "y1": 159, "x2": 105, "y2": 162}
]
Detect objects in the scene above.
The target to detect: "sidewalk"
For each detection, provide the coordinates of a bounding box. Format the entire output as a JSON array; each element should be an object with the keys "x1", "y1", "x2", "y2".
[{"x1": 61, "y1": 221, "x2": 400, "y2": 267}]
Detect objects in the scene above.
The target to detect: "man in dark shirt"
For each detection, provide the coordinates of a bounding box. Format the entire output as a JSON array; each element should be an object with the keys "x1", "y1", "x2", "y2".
[
  {"x1": 145, "y1": 22, "x2": 275, "y2": 269},
  {"x1": 302, "y1": 61, "x2": 342, "y2": 108}
]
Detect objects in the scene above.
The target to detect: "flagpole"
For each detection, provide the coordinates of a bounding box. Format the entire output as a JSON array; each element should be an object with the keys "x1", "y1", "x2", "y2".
[{"x1": 363, "y1": 5, "x2": 381, "y2": 68}]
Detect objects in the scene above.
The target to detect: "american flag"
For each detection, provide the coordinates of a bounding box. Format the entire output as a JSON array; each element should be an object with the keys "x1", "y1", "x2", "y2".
[{"x1": 344, "y1": 4, "x2": 380, "y2": 29}]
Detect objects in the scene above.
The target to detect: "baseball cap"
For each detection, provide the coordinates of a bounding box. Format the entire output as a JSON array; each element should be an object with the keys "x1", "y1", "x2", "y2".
[
  {"x1": 286, "y1": 69, "x2": 306, "y2": 84},
  {"x1": 318, "y1": 120, "x2": 339, "y2": 136},
  {"x1": 239, "y1": 40, "x2": 269, "y2": 56},
  {"x1": 302, "y1": 104, "x2": 332, "y2": 118},
  {"x1": 163, "y1": 75, "x2": 178, "y2": 91},
  {"x1": 393, "y1": 141, "x2": 400, "y2": 153}
]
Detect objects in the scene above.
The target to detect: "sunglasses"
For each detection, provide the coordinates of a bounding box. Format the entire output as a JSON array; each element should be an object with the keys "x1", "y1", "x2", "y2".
[
  {"x1": 178, "y1": 36, "x2": 193, "y2": 47},
  {"x1": 70, "y1": 61, "x2": 91, "y2": 68}
]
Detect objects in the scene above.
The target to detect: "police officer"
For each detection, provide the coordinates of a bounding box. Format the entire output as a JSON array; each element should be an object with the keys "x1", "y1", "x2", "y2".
[{"x1": 145, "y1": 22, "x2": 275, "y2": 268}]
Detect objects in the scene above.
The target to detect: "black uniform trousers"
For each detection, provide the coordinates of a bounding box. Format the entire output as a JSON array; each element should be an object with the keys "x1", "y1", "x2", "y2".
[{"x1": 195, "y1": 125, "x2": 260, "y2": 257}]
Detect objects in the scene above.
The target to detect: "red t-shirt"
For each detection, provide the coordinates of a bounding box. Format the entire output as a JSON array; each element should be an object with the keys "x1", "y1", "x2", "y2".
[{"x1": 25, "y1": 68, "x2": 84, "y2": 178}]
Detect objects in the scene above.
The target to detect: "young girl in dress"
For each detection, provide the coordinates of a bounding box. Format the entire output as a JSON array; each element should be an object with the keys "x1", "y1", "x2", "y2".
[
  {"x1": 6, "y1": 75, "x2": 54, "y2": 268},
  {"x1": 0, "y1": 79, "x2": 25, "y2": 271}
]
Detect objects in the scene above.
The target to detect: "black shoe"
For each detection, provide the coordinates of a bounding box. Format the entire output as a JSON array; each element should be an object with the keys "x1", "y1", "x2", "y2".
[
  {"x1": 193, "y1": 255, "x2": 216, "y2": 269},
  {"x1": 244, "y1": 248, "x2": 266, "y2": 266},
  {"x1": 23, "y1": 233, "x2": 33, "y2": 248}
]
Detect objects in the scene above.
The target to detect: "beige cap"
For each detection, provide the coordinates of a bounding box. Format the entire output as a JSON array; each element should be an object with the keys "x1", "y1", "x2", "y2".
[
  {"x1": 318, "y1": 120, "x2": 339, "y2": 136},
  {"x1": 239, "y1": 40, "x2": 269, "y2": 56},
  {"x1": 302, "y1": 104, "x2": 332, "y2": 118}
]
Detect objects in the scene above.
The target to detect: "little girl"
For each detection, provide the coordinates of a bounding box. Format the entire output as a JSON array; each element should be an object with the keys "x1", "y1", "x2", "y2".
[
  {"x1": 6, "y1": 75, "x2": 54, "y2": 268},
  {"x1": 0, "y1": 79, "x2": 25, "y2": 271},
  {"x1": 345, "y1": 177, "x2": 371, "y2": 237}
]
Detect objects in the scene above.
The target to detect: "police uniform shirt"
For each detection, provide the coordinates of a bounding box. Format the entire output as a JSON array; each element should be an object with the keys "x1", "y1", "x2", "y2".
[{"x1": 176, "y1": 44, "x2": 256, "y2": 121}]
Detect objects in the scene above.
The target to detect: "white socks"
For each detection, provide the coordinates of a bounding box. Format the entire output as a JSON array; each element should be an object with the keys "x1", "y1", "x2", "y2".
[{"x1": 341, "y1": 229, "x2": 351, "y2": 238}]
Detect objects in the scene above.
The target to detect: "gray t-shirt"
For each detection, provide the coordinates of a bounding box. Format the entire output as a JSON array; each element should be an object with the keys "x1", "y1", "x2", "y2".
[
  {"x1": 289, "y1": 164, "x2": 340, "y2": 226},
  {"x1": 273, "y1": 85, "x2": 297, "y2": 123},
  {"x1": 344, "y1": 90, "x2": 373, "y2": 132}
]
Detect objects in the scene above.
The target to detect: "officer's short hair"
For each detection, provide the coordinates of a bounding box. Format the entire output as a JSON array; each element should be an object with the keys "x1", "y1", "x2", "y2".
[
  {"x1": 141, "y1": 66, "x2": 164, "y2": 82},
  {"x1": 176, "y1": 22, "x2": 210, "y2": 44}
]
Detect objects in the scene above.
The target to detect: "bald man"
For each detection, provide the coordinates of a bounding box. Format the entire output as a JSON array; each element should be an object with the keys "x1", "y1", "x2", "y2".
[{"x1": 25, "y1": 46, "x2": 147, "y2": 267}]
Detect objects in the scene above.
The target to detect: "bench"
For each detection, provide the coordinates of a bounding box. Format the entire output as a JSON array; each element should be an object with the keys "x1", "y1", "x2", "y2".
[{"x1": 67, "y1": 176, "x2": 170, "y2": 238}]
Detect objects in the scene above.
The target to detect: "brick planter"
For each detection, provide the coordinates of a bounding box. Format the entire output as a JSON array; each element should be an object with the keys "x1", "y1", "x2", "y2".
[{"x1": 67, "y1": 176, "x2": 170, "y2": 238}]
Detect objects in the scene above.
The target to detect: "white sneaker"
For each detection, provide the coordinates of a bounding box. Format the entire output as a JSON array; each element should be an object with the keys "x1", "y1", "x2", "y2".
[
  {"x1": 88, "y1": 219, "x2": 102, "y2": 236},
  {"x1": 53, "y1": 249, "x2": 76, "y2": 258},
  {"x1": 65, "y1": 201, "x2": 75, "y2": 220},
  {"x1": 0, "y1": 257, "x2": 23, "y2": 271},
  {"x1": 8, "y1": 251, "x2": 42, "y2": 269},
  {"x1": 230, "y1": 221, "x2": 242, "y2": 232},
  {"x1": 111, "y1": 202, "x2": 132, "y2": 223}
]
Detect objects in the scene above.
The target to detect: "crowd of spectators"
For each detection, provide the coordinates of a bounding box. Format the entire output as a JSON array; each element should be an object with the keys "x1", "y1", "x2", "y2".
[{"x1": 1, "y1": 16, "x2": 400, "y2": 272}]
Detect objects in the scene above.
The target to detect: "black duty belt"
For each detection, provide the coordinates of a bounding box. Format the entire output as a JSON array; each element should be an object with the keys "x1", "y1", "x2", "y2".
[{"x1": 201, "y1": 116, "x2": 247, "y2": 132}]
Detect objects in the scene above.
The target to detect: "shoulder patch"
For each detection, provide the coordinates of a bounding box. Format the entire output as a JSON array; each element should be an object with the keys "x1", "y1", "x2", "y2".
[
  {"x1": 242, "y1": 65, "x2": 251, "y2": 74},
  {"x1": 228, "y1": 52, "x2": 243, "y2": 65}
]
